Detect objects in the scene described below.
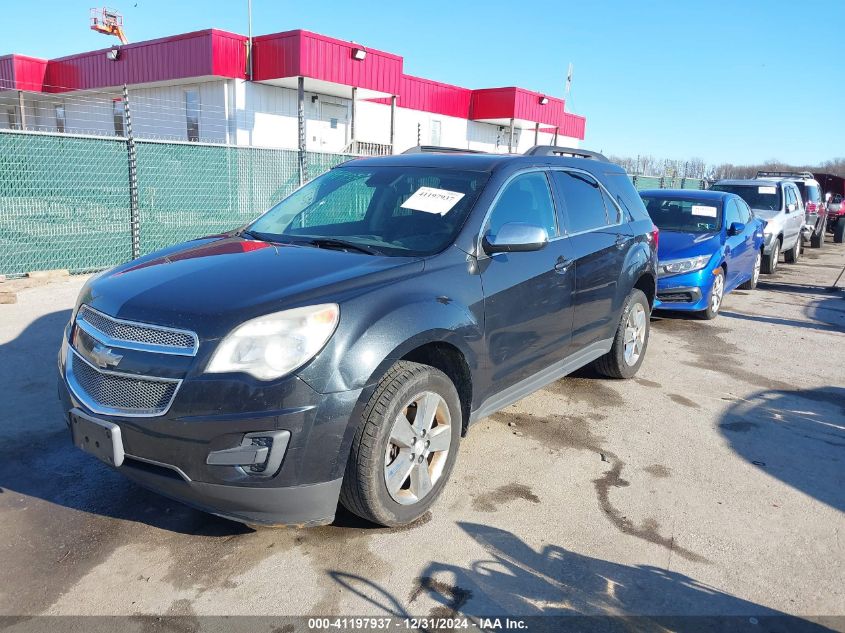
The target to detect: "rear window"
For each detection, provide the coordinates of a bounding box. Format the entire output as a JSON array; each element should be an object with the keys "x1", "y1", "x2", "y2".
[
  {"x1": 711, "y1": 184, "x2": 782, "y2": 212},
  {"x1": 641, "y1": 195, "x2": 722, "y2": 233}
]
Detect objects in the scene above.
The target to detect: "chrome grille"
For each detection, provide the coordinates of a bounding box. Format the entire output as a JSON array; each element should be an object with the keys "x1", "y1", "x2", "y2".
[
  {"x1": 66, "y1": 349, "x2": 180, "y2": 417},
  {"x1": 77, "y1": 305, "x2": 197, "y2": 354}
]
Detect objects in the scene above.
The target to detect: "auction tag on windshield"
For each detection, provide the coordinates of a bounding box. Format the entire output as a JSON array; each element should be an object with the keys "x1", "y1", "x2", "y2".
[
  {"x1": 691, "y1": 205, "x2": 718, "y2": 218},
  {"x1": 401, "y1": 187, "x2": 465, "y2": 215},
  {"x1": 758, "y1": 186, "x2": 777, "y2": 194}
]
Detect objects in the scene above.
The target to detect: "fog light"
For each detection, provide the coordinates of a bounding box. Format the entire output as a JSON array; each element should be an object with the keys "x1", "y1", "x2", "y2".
[{"x1": 206, "y1": 430, "x2": 290, "y2": 478}]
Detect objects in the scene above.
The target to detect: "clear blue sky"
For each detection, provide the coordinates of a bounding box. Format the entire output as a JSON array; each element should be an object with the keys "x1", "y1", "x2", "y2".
[{"x1": 4, "y1": 0, "x2": 844, "y2": 165}]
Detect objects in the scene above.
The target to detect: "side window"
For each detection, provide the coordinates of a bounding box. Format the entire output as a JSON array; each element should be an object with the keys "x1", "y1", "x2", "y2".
[
  {"x1": 736, "y1": 199, "x2": 751, "y2": 223},
  {"x1": 725, "y1": 200, "x2": 741, "y2": 227},
  {"x1": 486, "y1": 171, "x2": 557, "y2": 239},
  {"x1": 551, "y1": 170, "x2": 609, "y2": 233},
  {"x1": 600, "y1": 188, "x2": 622, "y2": 224},
  {"x1": 786, "y1": 187, "x2": 797, "y2": 209}
]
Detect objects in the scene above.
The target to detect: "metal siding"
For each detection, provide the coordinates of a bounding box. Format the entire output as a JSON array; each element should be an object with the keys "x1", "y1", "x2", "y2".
[
  {"x1": 0, "y1": 55, "x2": 48, "y2": 91},
  {"x1": 252, "y1": 31, "x2": 300, "y2": 80},
  {"x1": 561, "y1": 112, "x2": 586, "y2": 140},
  {"x1": 253, "y1": 30, "x2": 402, "y2": 95},
  {"x1": 0, "y1": 56, "x2": 15, "y2": 91},
  {"x1": 471, "y1": 87, "x2": 565, "y2": 127},
  {"x1": 211, "y1": 31, "x2": 248, "y2": 79},
  {"x1": 43, "y1": 30, "x2": 241, "y2": 92}
]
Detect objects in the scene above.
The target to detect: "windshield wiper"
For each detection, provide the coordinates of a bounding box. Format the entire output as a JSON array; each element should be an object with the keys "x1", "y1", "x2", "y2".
[{"x1": 302, "y1": 238, "x2": 381, "y2": 255}]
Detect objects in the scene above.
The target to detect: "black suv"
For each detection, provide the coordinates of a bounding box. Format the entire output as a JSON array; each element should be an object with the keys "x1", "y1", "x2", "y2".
[{"x1": 59, "y1": 146, "x2": 658, "y2": 527}]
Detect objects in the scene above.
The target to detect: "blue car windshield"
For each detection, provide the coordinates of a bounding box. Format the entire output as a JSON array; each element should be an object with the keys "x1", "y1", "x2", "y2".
[
  {"x1": 641, "y1": 196, "x2": 722, "y2": 233},
  {"x1": 248, "y1": 166, "x2": 489, "y2": 256}
]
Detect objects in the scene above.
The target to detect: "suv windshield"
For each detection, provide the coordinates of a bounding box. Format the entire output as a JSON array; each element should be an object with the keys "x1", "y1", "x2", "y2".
[
  {"x1": 248, "y1": 166, "x2": 490, "y2": 256},
  {"x1": 711, "y1": 184, "x2": 782, "y2": 211},
  {"x1": 641, "y1": 195, "x2": 722, "y2": 233}
]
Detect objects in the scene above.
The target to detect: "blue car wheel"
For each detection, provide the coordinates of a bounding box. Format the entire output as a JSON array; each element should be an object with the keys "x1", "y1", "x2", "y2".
[{"x1": 699, "y1": 268, "x2": 724, "y2": 320}]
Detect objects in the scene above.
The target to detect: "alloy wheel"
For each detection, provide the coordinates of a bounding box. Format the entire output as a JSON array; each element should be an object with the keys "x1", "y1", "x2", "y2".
[
  {"x1": 711, "y1": 272, "x2": 724, "y2": 313},
  {"x1": 384, "y1": 391, "x2": 452, "y2": 505},
  {"x1": 623, "y1": 303, "x2": 647, "y2": 366}
]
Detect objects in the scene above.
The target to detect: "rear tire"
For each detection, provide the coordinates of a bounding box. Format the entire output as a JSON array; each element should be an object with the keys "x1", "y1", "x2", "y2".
[
  {"x1": 784, "y1": 235, "x2": 801, "y2": 263},
  {"x1": 762, "y1": 239, "x2": 780, "y2": 274},
  {"x1": 835, "y1": 220, "x2": 845, "y2": 244},
  {"x1": 593, "y1": 289, "x2": 650, "y2": 379},
  {"x1": 339, "y1": 361, "x2": 461, "y2": 527}
]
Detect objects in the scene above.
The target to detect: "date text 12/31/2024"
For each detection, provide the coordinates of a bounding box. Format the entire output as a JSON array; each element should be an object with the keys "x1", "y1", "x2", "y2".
[{"x1": 307, "y1": 617, "x2": 529, "y2": 630}]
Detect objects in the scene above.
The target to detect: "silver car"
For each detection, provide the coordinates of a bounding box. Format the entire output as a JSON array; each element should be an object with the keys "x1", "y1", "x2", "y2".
[{"x1": 711, "y1": 179, "x2": 805, "y2": 274}]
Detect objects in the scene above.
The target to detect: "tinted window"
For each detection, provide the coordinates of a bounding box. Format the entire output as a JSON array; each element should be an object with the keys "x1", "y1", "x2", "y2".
[
  {"x1": 711, "y1": 184, "x2": 781, "y2": 211},
  {"x1": 552, "y1": 170, "x2": 609, "y2": 233},
  {"x1": 250, "y1": 166, "x2": 489, "y2": 257},
  {"x1": 487, "y1": 171, "x2": 557, "y2": 239},
  {"x1": 641, "y1": 195, "x2": 721, "y2": 233}
]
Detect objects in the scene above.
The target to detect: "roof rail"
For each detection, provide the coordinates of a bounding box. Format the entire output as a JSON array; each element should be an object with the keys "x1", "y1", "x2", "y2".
[
  {"x1": 525, "y1": 145, "x2": 609, "y2": 162},
  {"x1": 755, "y1": 170, "x2": 815, "y2": 180},
  {"x1": 402, "y1": 145, "x2": 487, "y2": 155}
]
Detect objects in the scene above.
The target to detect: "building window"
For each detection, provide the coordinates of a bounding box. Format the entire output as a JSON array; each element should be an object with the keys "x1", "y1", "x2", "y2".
[
  {"x1": 55, "y1": 104, "x2": 66, "y2": 133},
  {"x1": 430, "y1": 120, "x2": 442, "y2": 146},
  {"x1": 7, "y1": 106, "x2": 20, "y2": 130},
  {"x1": 112, "y1": 99, "x2": 125, "y2": 137},
  {"x1": 185, "y1": 89, "x2": 200, "y2": 141}
]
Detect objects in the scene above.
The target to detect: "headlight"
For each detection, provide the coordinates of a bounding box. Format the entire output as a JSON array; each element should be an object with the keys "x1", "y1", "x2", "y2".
[
  {"x1": 206, "y1": 304, "x2": 339, "y2": 380},
  {"x1": 658, "y1": 254, "x2": 712, "y2": 277}
]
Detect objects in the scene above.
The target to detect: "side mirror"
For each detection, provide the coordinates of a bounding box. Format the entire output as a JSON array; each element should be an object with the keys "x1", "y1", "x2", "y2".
[
  {"x1": 482, "y1": 222, "x2": 549, "y2": 254},
  {"x1": 826, "y1": 192, "x2": 833, "y2": 202},
  {"x1": 728, "y1": 221, "x2": 745, "y2": 236}
]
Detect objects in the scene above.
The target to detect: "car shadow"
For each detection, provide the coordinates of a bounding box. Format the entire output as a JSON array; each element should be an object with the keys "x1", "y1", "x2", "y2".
[
  {"x1": 719, "y1": 387, "x2": 845, "y2": 514},
  {"x1": 330, "y1": 522, "x2": 833, "y2": 629}
]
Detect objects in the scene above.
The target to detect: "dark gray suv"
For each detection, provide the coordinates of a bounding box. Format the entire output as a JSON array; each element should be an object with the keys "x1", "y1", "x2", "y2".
[{"x1": 59, "y1": 146, "x2": 658, "y2": 527}]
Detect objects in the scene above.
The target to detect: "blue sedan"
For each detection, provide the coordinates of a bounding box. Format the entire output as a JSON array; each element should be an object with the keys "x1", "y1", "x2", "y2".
[{"x1": 640, "y1": 189, "x2": 766, "y2": 319}]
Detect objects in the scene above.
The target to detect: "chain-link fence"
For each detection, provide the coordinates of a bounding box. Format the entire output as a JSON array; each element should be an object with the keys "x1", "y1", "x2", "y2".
[
  {"x1": 630, "y1": 175, "x2": 706, "y2": 191},
  {"x1": 0, "y1": 129, "x2": 357, "y2": 276}
]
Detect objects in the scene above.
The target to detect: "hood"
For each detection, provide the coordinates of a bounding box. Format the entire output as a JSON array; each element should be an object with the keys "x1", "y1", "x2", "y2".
[
  {"x1": 82, "y1": 236, "x2": 424, "y2": 339},
  {"x1": 658, "y1": 231, "x2": 723, "y2": 261}
]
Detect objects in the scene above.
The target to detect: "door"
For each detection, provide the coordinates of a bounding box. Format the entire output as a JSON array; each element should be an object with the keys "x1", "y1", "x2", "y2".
[
  {"x1": 784, "y1": 186, "x2": 803, "y2": 248},
  {"x1": 550, "y1": 169, "x2": 633, "y2": 352},
  {"x1": 479, "y1": 170, "x2": 575, "y2": 395},
  {"x1": 724, "y1": 199, "x2": 748, "y2": 289}
]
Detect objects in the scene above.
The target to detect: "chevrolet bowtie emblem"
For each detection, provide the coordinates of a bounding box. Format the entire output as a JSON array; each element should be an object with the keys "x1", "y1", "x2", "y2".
[{"x1": 90, "y1": 343, "x2": 123, "y2": 369}]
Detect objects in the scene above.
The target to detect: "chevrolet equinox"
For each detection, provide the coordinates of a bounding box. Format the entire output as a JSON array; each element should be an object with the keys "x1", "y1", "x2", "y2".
[{"x1": 59, "y1": 146, "x2": 658, "y2": 527}]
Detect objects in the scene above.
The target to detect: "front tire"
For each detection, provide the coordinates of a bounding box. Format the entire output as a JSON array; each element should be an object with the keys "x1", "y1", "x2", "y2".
[
  {"x1": 762, "y1": 239, "x2": 780, "y2": 274},
  {"x1": 339, "y1": 361, "x2": 461, "y2": 527},
  {"x1": 810, "y1": 228, "x2": 823, "y2": 248},
  {"x1": 593, "y1": 289, "x2": 650, "y2": 379},
  {"x1": 835, "y1": 220, "x2": 845, "y2": 244},
  {"x1": 699, "y1": 268, "x2": 725, "y2": 320},
  {"x1": 739, "y1": 251, "x2": 761, "y2": 290}
]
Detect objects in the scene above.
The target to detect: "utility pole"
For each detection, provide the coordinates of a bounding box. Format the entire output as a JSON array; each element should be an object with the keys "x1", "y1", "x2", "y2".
[{"x1": 247, "y1": 0, "x2": 254, "y2": 80}]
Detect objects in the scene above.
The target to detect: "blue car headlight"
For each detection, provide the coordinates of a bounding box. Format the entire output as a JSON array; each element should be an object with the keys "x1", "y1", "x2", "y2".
[{"x1": 658, "y1": 254, "x2": 712, "y2": 277}]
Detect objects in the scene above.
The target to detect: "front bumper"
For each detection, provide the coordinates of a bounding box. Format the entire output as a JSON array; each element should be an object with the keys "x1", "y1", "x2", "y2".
[
  {"x1": 59, "y1": 335, "x2": 365, "y2": 526},
  {"x1": 654, "y1": 268, "x2": 718, "y2": 312}
]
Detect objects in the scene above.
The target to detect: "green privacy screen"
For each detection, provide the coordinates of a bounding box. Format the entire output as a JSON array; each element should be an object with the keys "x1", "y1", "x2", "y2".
[{"x1": 0, "y1": 129, "x2": 703, "y2": 276}]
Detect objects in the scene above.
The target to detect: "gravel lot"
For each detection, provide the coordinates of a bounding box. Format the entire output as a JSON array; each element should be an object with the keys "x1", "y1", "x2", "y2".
[{"x1": 1, "y1": 237, "x2": 843, "y2": 627}]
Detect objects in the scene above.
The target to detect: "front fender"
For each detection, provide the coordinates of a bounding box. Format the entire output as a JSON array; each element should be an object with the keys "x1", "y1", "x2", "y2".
[{"x1": 295, "y1": 249, "x2": 484, "y2": 395}]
